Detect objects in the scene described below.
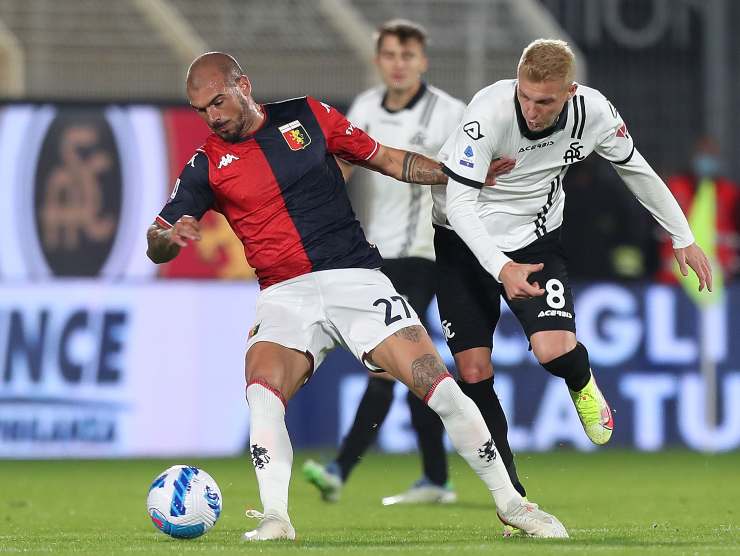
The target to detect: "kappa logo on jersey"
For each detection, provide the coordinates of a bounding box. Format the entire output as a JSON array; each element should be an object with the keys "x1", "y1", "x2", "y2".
[
  {"x1": 320, "y1": 102, "x2": 332, "y2": 113},
  {"x1": 218, "y1": 153, "x2": 239, "y2": 168},
  {"x1": 563, "y1": 141, "x2": 585, "y2": 163},
  {"x1": 616, "y1": 123, "x2": 630, "y2": 139},
  {"x1": 187, "y1": 153, "x2": 198, "y2": 167},
  {"x1": 519, "y1": 140, "x2": 555, "y2": 153},
  {"x1": 279, "y1": 120, "x2": 312, "y2": 151},
  {"x1": 463, "y1": 121, "x2": 484, "y2": 140}
]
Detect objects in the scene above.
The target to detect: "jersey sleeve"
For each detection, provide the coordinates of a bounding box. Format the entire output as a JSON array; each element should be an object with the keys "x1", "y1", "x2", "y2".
[
  {"x1": 446, "y1": 178, "x2": 512, "y2": 281},
  {"x1": 438, "y1": 99, "x2": 497, "y2": 188},
  {"x1": 593, "y1": 98, "x2": 635, "y2": 164},
  {"x1": 156, "y1": 150, "x2": 214, "y2": 228},
  {"x1": 307, "y1": 96, "x2": 379, "y2": 163}
]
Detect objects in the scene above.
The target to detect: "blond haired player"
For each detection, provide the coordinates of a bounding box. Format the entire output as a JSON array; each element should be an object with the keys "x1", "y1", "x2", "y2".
[{"x1": 435, "y1": 39, "x2": 711, "y2": 447}]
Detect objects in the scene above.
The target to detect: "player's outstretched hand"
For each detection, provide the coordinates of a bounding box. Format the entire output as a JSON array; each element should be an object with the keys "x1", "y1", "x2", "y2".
[
  {"x1": 484, "y1": 157, "x2": 516, "y2": 187},
  {"x1": 674, "y1": 243, "x2": 713, "y2": 292},
  {"x1": 169, "y1": 215, "x2": 202, "y2": 247},
  {"x1": 499, "y1": 261, "x2": 545, "y2": 300}
]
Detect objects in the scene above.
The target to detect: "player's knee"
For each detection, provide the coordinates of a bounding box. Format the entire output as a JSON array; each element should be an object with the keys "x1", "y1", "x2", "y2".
[
  {"x1": 531, "y1": 332, "x2": 578, "y2": 364},
  {"x1": 457, "y1": 359, "x2": 494, "y2": 383}
]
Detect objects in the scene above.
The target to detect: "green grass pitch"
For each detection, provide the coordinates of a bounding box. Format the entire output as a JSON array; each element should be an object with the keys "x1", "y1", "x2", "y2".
[{"x1": 1, "y1": 450, "x2": 738, "y2": 554}]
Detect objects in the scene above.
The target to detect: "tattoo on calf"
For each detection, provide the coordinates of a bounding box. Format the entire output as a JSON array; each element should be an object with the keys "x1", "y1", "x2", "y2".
[
  {"x1": 393, "y1": 325, "x2": 423, "y2": 343},
  {"x1": 411, "y1": 354, "x2": 448, "y2": 392}
]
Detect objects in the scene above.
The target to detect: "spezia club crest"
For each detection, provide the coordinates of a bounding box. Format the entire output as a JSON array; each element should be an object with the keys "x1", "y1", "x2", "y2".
[{"x1": 279, "y1": 120, "x2": 311, "y2": 150}]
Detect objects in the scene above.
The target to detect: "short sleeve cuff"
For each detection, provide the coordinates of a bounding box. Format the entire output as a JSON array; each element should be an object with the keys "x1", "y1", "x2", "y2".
[{"x1": 155, "y1": 215, "x2": 173, "y2": 229}]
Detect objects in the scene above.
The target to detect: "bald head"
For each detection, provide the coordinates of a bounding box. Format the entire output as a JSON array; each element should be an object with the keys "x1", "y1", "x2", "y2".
[
  {"x1": 186, "y1": 52, "x2": 262, "y2": 143},
  {"x1": 187, "y1": 52, "x2": 244, "y2": 90}
]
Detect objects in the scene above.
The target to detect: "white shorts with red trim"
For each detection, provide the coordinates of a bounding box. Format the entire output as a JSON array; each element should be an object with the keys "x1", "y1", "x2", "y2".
[{"x1": 245, "y1": 268, "x2": 422, "y2": 371}]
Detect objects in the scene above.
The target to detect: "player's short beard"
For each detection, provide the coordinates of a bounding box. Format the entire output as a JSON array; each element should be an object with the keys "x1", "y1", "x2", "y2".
[{"x1": 219, "y1": 89, "x2": 252, "y2": 143}]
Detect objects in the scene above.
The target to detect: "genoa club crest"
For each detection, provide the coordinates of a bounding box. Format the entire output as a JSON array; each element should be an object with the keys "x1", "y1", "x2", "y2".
[{"x1": 279, "y1": 120, "x2": 311, "y2": 151}]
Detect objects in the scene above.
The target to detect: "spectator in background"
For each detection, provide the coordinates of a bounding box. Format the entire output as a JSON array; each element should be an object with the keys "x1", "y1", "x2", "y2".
[{"x1": 658, "y1": 136, "x2": 740, "y2": 283}]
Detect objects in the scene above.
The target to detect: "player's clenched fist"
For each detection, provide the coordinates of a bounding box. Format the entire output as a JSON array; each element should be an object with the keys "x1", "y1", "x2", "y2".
[
  {"x1": 168, "y1": 215, "x2": 202, "y2": 247},
  {"x1": 499, "y1": 261, "x2": 545, "y2": 301}
]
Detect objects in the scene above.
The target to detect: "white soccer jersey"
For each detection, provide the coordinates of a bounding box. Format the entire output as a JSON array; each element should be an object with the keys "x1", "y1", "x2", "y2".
[
  {"x1": 346, "y1": 84, "x2": 465, "y2": 260},
  {"x1": 437, "y1": 79, "x2": 694, "y2": 280}
]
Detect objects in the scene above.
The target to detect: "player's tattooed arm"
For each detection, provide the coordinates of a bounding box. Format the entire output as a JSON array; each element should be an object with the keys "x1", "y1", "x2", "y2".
[
  {"x1": 361, "y1": 145, "x2": 447, "y2": 185},
  {"x1": 400, "y1": 152, "x2": 447, "y2": 185},
  {"x1": 361, "y1": 145, "x2": 515, "y2": 186},
  {"x1": 146, "y1": 215, "x2": 201, "y2": 264}
]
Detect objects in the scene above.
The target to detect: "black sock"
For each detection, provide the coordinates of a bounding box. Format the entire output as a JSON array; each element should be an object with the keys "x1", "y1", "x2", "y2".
[
  {"x1": 406, "y1": 390, "x2": 447, "y2": 486},
  {"x1": 334, "y1": 376, "x2": 395, "y2": 482},
  {"x1": 458, "y1": 377, "x2": 526, "y2": 497},
  {"x1": 542, "y1": 342, "x2": 591, "y2": 392}
]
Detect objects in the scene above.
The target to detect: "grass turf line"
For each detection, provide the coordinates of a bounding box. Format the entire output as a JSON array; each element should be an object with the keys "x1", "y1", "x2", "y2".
[{"x1": 0, "y1": 450, "x2": 738, "y2": 554}]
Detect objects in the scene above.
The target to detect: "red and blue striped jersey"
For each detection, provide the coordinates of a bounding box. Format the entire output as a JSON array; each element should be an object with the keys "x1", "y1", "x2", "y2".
[{"x1": 157, "y1": 96, "x2": 383, "y2": 288}]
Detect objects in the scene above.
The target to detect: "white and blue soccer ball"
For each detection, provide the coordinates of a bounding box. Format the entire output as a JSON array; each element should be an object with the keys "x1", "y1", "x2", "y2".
[{"x1": 146, "y1": 465, "x2": 222, "y2": 539}]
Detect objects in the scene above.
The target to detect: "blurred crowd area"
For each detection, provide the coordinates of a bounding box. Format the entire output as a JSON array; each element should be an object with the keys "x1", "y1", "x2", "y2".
[{"x1": 0, "y1": 0, "x2": 738, "y2": 283}]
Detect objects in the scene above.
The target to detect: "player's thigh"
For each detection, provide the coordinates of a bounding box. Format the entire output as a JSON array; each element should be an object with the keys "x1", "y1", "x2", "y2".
[
  {"x1": 381, "y1": 257, "x2": 437, "y2": 327},
  {"x1": 434, "y1": 225, "x2": 502, "y2": 355},
  {"x1": 505, "y1": 239, "x2": 576, "y2": 340},
  {"x1": 245, "y1": 341, "x2": 312, "y2": 401},
  {"x1": 320, "y1": 268, "x2": 423, "y2": 372},
  {"x1": 245, "y1": 276, "x2": 336, "y2": 391},
  {"x1": 368, "y1": 326, "x2": 449, "y2": 400}
]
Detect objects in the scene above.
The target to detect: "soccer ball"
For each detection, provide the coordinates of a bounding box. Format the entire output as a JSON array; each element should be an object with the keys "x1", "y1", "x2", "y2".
[{"x1": 146, "y1": 465, "x2": 222, "y2": 539}]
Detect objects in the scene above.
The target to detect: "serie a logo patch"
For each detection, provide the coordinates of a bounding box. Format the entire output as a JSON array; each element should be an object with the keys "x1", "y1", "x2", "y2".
[{"x1": 279, "y1": 120, "x2": 311, "y2": 151}]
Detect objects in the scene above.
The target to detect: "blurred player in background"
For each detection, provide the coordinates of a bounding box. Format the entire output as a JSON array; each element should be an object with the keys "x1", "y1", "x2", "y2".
[
  {"x1": 303, "y1": 19, "x2": 526, "y2": 507},
  {"x1": 147, "y1": 52, "x2": 568, "y2": 541},
  {"x1": 437, "y1": 39, "x2": 712, "y2": 447}
]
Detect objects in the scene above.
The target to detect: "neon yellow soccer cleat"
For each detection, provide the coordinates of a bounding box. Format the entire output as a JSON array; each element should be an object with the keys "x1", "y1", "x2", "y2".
[{"x1": 570, "y1": 370, "x2": 613, "y2": 445}]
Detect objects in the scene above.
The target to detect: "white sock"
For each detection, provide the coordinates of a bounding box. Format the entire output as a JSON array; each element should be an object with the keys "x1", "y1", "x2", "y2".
[
  {"x1": 246, "y1": 381, "x2": 292, "y2": 522},
  {"x1": 425, "y1": 375, "x2": 521, "y2": 511}
]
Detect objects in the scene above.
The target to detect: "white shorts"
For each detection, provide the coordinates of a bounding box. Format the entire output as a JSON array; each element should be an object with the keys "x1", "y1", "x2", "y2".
[{"x1": 246, "y1": 268, "x2": 422, "y2": 371}]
